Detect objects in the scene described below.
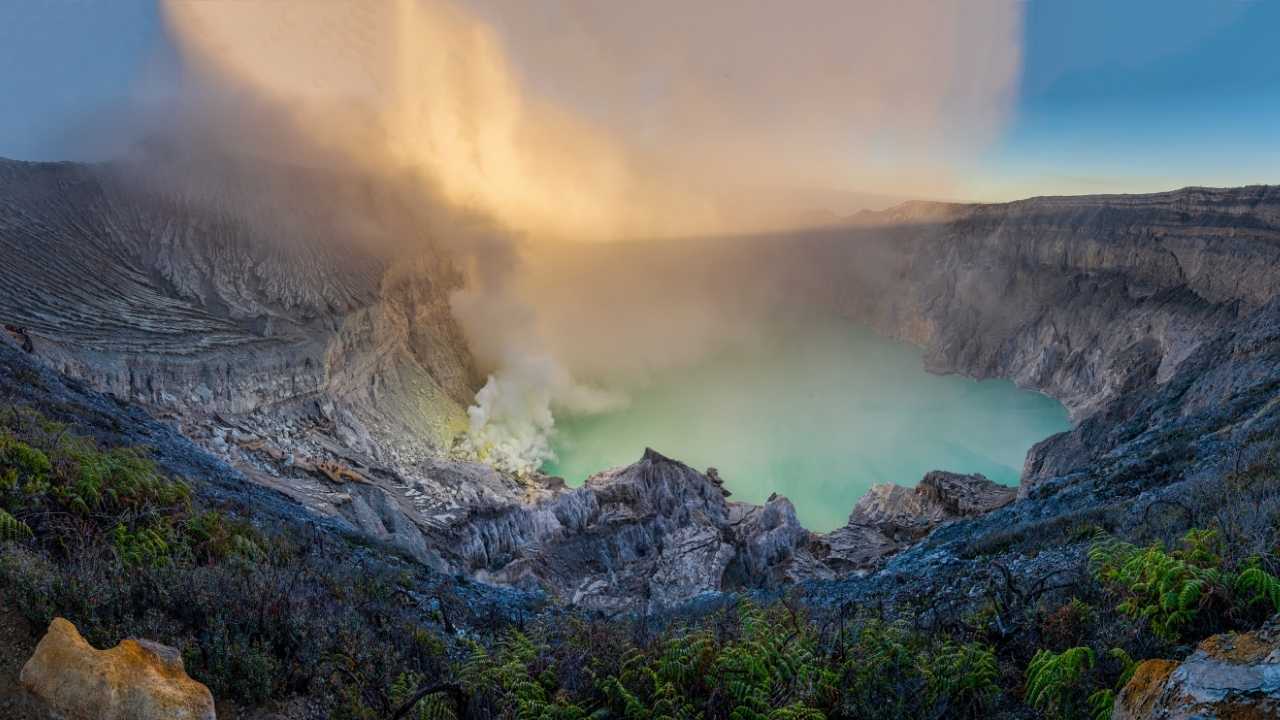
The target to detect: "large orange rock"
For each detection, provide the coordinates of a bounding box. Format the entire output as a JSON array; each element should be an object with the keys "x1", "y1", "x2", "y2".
[
  {"x1": 1113, "y1": 624, "x2": 1280, "y2": 720},
  {"x1": 20, "y1": 617, "x2": 216, "y2": 720}
]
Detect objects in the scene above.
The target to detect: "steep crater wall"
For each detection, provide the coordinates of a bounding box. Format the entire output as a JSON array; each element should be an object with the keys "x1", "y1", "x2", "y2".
[
  {"x1": 802, "y1": 187, "x2": 1280, "y2": 420},
  {"x1": 4, "y1": 156, "x2": 1279, "y2": 609},
  {"x1": 0, "y1": 157, "x2": 477, "y2": 467}
]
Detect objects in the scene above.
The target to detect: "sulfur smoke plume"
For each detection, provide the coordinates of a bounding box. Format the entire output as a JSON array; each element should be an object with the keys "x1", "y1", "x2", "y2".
[{"x1": 159, "y1": 0, "x2": 1024, "y2": 475}]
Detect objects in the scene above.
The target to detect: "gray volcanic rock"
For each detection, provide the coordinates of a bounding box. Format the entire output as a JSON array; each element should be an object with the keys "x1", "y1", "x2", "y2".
[
  {"x1": 454, "y1": 449, "x2": 747, "y2": 611},
  {"x1": 0, "y1": 157, "x2": 480, "y2": 500},
  {"x1": 1021, "y1": 292, "x2": 1280, "y2": 497},
  {"x1": 0, "y1": 155, "x2": 474, "y2": 417},
  {"x1": 918, "y1": 471, "x2": 1017, "y2": 516},
  {"x1": 426, "y1": 451, "x2": 1001, "y2": 610}
]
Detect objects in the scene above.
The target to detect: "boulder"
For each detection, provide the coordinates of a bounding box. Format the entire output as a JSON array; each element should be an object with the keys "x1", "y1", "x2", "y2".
[
  {"x1": 1113, "y1": 624, "x2": 1280, "y2": 719},
  {"x1": 20, "y1": 617, "x2": 216, "y2": 720}
]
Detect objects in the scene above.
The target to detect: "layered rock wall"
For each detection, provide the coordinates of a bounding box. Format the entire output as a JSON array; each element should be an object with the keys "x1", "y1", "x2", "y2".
[
  {"x1": 0, "y1": 157, "x2": 476, "y2": 469},
  {"x1": 832, "y1": 187, "x2": 1280, "y2": 420}
]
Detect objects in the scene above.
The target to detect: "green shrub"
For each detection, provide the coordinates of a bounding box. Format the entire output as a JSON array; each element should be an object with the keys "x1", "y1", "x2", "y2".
[
  {"x1": 0, "y1": 412, "x2": 194, "y2": 563},
  {"x1": 384, "y1": 602, "x2": 1005, "y2": 720},
  {"x1": 181, "y1": 510, "x2": 265, "y2": 564},
  {"x1": 1089, "y1": 528, "x2": 1280, "y2": 641}
]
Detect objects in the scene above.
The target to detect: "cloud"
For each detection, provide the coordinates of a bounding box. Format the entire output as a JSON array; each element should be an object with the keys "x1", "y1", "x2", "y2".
[
  {"x1": 156, "y1": 0, "x2": 1024, "y2": 475},
  {"x1": 162, "y1": 0, "x2": 1023, "y2": 239}
]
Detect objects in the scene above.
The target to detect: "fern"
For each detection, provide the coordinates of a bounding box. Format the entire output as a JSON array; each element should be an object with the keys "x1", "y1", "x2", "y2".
[
  {"x1": 390, "y1": 672, "x2": 459, "y2": 720},
  {"x1": 1025, "y1": 646, "x2": 1095, "y2": 720},
  {"x1": 1092, "y1": 529, "x2": 1280, "y2": 640},
  {"x1": 111, "y1": 523, "x2": 171, "y2": 567},
  {"x1": 1082, "y1": 647, "x2": 1137, "y2": 720},
  {"x1": 1087, "y1": 689, "x2": 1115, "y2": 720},
  {"x1": 0, "y1": 436, "x2": 52, "y2": 485},
  {"x1": 927, "y1": 642, "x2": 999, "y2": 718},
  {"x1": 0, "y1": 507, "x2": 31, "y2": 540},
  {"x1": 1090, "y1": 531, "x2": 1220, "y2": 640},
  {"x1": 767, "y1": 706, "x2": 825, "y2": 720},
  {"x1": 1235, "y1": 563, "x2": 1280, "y2": 612}
]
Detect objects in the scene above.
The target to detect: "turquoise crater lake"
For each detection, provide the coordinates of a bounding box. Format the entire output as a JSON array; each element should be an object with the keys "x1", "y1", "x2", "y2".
[{"x1": 542, "y1": 318, "x2": 1071, "y2": 532}]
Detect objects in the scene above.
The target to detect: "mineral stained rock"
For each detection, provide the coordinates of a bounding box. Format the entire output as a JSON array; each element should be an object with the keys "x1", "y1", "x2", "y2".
[
  {"x1": 1113, "y1": 624, "x2": 1280, "y2": 720},
  {"x1": 20, "y1": 617, "x2": 216, "y2": 720}
]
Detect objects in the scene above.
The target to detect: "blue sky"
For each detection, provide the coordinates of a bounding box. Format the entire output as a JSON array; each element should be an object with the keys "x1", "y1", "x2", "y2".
[
  {"x1": 975, "y1": 0, "x2": 1280, "y2": 198},
  {"x1": 0, "y1": 1, "x2": 1276, "y2": 200},
  {"x1": 0, "y1": 1, "x2": 162, "y2": 161}
]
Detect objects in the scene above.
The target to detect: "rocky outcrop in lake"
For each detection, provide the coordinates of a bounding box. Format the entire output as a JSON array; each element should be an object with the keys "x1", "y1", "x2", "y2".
[{"x1": 848, "y1": 471, "x2": 1016, "y2": 542}]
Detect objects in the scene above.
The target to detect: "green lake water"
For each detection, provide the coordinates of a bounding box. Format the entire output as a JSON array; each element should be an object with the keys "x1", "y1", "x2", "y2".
[{"x1": 542, "y1": 318, "x2": 1071, "y2": 532}]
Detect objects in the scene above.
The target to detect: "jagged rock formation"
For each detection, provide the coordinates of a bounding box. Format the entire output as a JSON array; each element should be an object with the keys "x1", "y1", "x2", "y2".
[
  {"x1": 20, "y1": 617, "x2": 216, "y2": 720},
  {"x1": 434, "y1": 451, "x2": 1021, "y2": 611},
  {"x1": 1113, "y1": 624, "x2": 1280, "y2": 720},
  {"x1": 847, "y1": 471, "x2": 1016, "y2": 542},
  {"x1": 3, "y1": 151, "x2": 1280, "y2": 609}
]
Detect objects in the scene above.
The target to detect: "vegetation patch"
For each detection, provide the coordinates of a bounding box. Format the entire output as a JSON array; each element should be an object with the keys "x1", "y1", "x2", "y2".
[
  {"x1": 4, "y1": 403, "x2": 1280, "y2": 719},
  {"x1": 1089, "y1": 528, "x2": 1280, "y2": 642}
]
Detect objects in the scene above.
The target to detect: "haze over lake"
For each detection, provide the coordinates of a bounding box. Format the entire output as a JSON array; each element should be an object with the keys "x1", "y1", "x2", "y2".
[{"x1": 545, "y1": 318, "x2": 1071, "y2": 531}]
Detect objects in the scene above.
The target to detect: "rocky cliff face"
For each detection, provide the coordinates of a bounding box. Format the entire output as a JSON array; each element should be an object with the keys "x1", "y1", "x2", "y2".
[
  {"x1": 0, "y1": 157, "x2": 478, "y2": 494},
  {"x1": 4, "y1": 154, "x2": 1279, "y2": 610},
  {"x1": 831, "y1": 186, "x2": 1280, "y2": 421}
]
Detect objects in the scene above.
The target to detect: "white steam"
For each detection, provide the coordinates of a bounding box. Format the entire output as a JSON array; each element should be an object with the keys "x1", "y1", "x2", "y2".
[
  {"x1": 449, "y1": 261, "x2": 625, "y2": 475},
  {"x1": 461, "y1": 351, "x2": 626, "y2": 475}
]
